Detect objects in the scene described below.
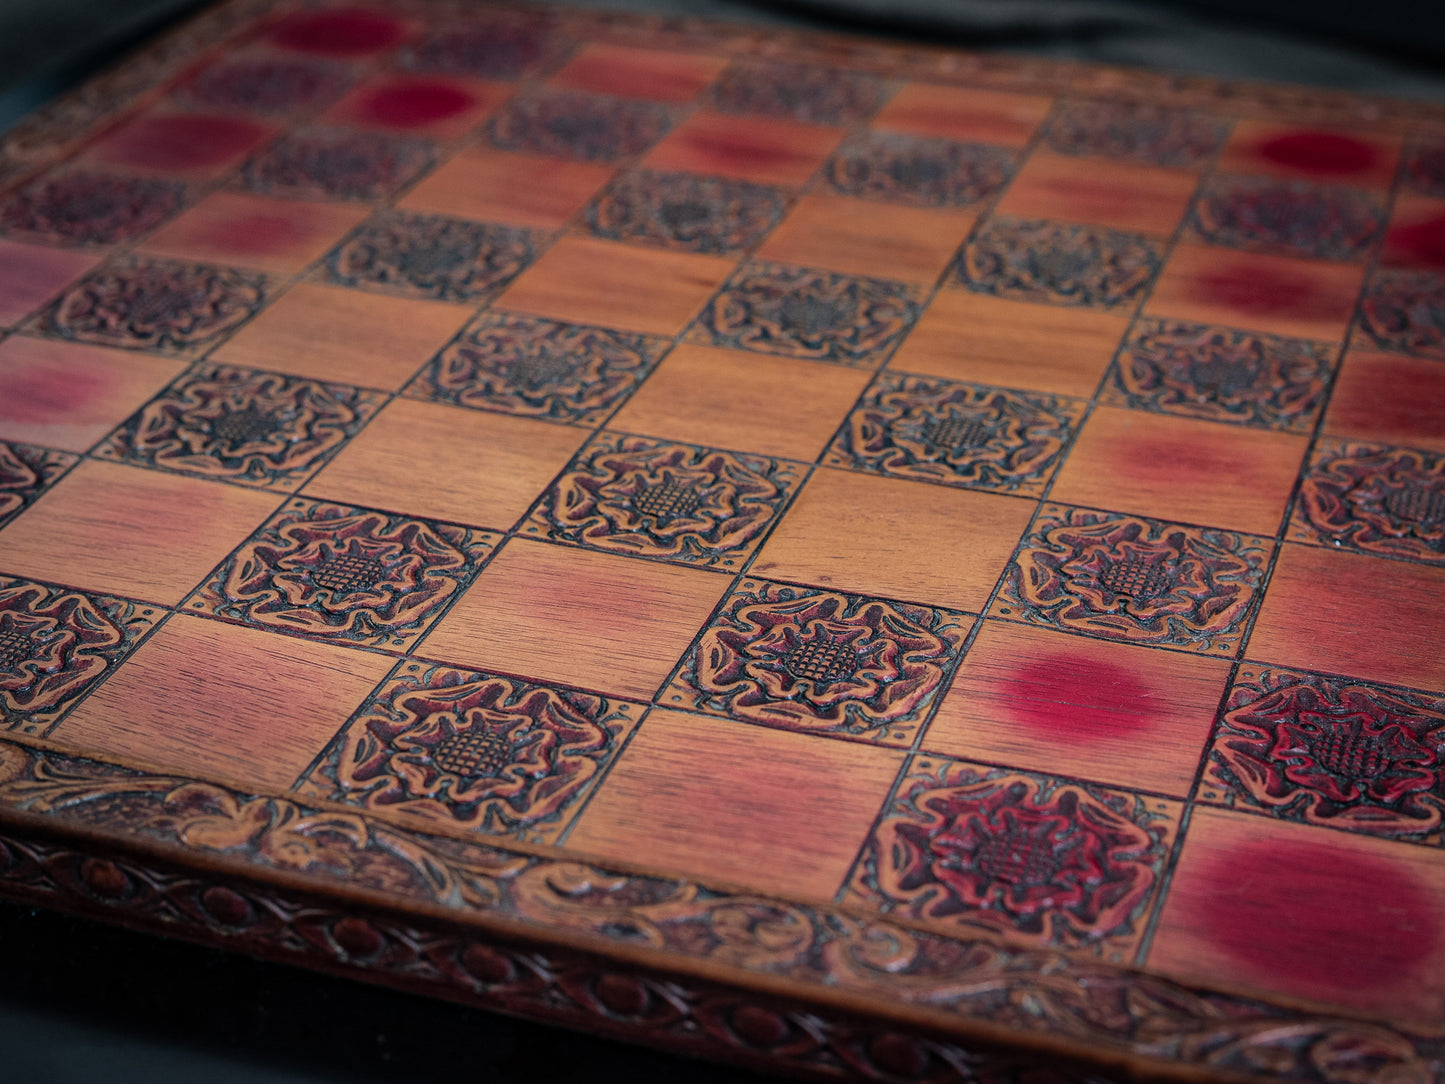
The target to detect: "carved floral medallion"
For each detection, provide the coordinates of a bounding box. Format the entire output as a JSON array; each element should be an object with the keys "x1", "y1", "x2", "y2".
[
  {"x1": 847, "y1": 757, "x2": 1180, "y2": 957},
  {"x1": 299, "y1": 663, "x2": 640, "y2": 843},
  {"x1": 1290, "y1": 440, "x2": 1445, "y2": 564},
  {"x1": 242, "y1": 129, "x2": 434, "y2": 200},
  {"x1": 664, "y1": 580, "x2": 969, "y2": 745},
  {"x1": 826, "y1": 372, "x2": 1084, "y2": 496},
  {"x1": 0, "y1": 441, "x2": 77, "y2": 528},
  {"x1": 1103, "y1": 318, "x2": 1335, "y2": 432},
  {"x1": 406, "y1": 311, "x2": 667, "y2": 425},
  {"x1": 1044, "y1": 100, "x2": 1225, "y2": 167},
  {"x1": 525, "y1": 435, "x2": 803, "y2": 569},
  {"x1": 0, "y1": 170, "x2": 185, "y2": 246},
  {"x1": 955, "y1": 218, "x2": 1161, "y2": 310},
  {"x1": 1190, "y1": 177, "x2": 1384, "y2": 262},
  {"x1": 487, "y1": 90, "x2": 674, "y2": 162},
  {"x1": 585, "y1": 169, "x2": 788, "y2": 254},
  {"x1": 825, "y1": 133, "x2": 1014, "y2": 208},
  {"x1": 1359, "y1": 269, "x2": 1445, "y2": 360},
  {"x1": 991, "y1": 504, "x2": 1271, "y2": 654},
  {"x1": 189, "y1": 499, "x2": 499, "y2": 649},
  {"x1": 1202, "y1": 665, "x2": 1445, "y2": 840},
  {"x1": 97, "y1": 364, "x2": 382, "y2": 488},
  {"x1": 0, "y1": 576, "x2": 159, "y2": 734}
]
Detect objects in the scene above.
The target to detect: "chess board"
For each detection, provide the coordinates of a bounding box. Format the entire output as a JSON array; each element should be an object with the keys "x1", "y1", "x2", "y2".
[{"x1": 1, "y1": 3, "x2": 1444, "y2": 1081}]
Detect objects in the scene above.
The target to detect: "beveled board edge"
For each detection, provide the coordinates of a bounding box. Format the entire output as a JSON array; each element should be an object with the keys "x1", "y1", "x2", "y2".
[{"x1": 0, "y1": 735, "x2": 1439, "y2": 1084}]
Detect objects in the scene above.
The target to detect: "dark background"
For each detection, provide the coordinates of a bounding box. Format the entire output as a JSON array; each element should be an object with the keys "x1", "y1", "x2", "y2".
[{"x1": 1, "y1": 1, "x2": 1443, "y2": 1082}]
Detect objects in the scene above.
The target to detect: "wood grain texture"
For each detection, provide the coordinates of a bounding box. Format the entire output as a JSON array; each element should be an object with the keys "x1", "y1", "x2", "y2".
[
  {"x1": 212, "y1": 282, "x2": 471, "y2": 391},
  {"x1": 549, "y1": 43, "x2": 729, "y2": 103},
  {"x1": 1247, "y1": 543, "x2": 1445, "y2": 692},
  {"x1": 751, "y1": 466, "x2": 1034, "y2": 610},
  {"x1": 1149, "y1": 807, "x2": 1445, "y2": 1022},
  {"x1": 0, "y1": 335, "x2": 185, "y2": 452},
  {"x1": 1050, "y1": 406, "x2": 1309, "y2": 534},
  {"x1": 755, "y1": 193, "x2": 977, "y2": 284},
  {"x1": 137, "y1": 191, "x2": 370, "y2": 275},
  {"x1": 496, "y1": 236, "x2": 736, "y2": 336},
  {"x1": 872, "y1": 84, "x2": 1053, "y2": 146},
  {"x1": 304, "y1": 397, "x2": 587, "y2": 530},
  {"x1": 608, "y1": 343, "x2": 870, "y2": 461},
  {"x1": 1217, "y1": 121, "x2": 1401, "y2": 190},
  {"x1": 890, "y1": 288, "x2": 1131, "y2": 397},
  {"x1": 567, "y1": 708, "x2": 905, "y2": 898},
  {"x1": 927, "y1": 620, "x2": 1231, "y2": 795},
  {"x1": 1323, "y1": 349, "x2": 1445, "y2": 454},
  {"x1": 993, "y1": 150, "x2": 1198, "y2": 237},
  {"x1": 420, "y1": 539, "x2": 728, "y2": 700},
  {"x1": 0, "y1": 460, "x2": 277, "y2": 605},
  {"x1": 399, "y1": 147, "x2": 615, "y2": 229},
  {"x1": 641, "y1": 109, "x2": 844, "y2": 187},
  {"x1": 51, "y1": 614, "x2": 394, "y2": 789},
  {"x1": 0, "y1": 239, "x2": 99, "y2": 326}
]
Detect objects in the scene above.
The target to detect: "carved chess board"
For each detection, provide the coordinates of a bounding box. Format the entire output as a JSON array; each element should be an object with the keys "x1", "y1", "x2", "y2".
[{"x1": 1, "y1": 3, "x2": 1443, "y2": 1081}]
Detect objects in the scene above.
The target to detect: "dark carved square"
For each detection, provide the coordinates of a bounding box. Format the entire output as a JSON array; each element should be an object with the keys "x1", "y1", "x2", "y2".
[
  {"x1": 1043, "y1": 100, "x2": 1226, "y2": 167},
  {"x1": 1290, "y1": 439, "x2": 1445, "y2": 565},
  {"x1": 486, "y1": 90, "x2": 674, "y2": 163},
  {"x1": 0, "y1": 441, "x2": 78, "y2": 528},
  {"x1": 405, "y1": 311, "x2": 667, "y2": 426},
  {"x1": 173, "y1": 57, "x2": 352, "y2": 116},
  {"x1": 0, "y1": 170, "x2": 186, "y2": 247},
  {"x1": 825, "y1": 372, "x2": 1085, "y2": 496},
  {"x1": 846, "y1": 757, "x2": 1180, "y2": 957},
  {"x1": 1189, "y1": 177, "x2": 1384, "y2": 262},
  {"x1": 954, "y1": 217, "x2": 1161, "y2": 310},
  {"x1": 690, "y1": 262, "x2": 924, "y2": 368},
  {"x1": 34, "y1": 256, "x2": 267, "y2": 356},
  {"x1": 1201, "y1": 665, "x2": 1445, "y2": 842},
  {"x1": 663, "y1": 579, "x2": 969, "y2": 745},
  {"x1": 242, "y1": 129, "x2": 435, "y2": 200},
  {"x1": 825, "y1": 133, "x2": 1015, "y2": 209},
  {"x1": 0, "y1": 577, "x2": 160, "y2": 735},
  {"x1": 297, "y1": 662, "x2": 639, "y2": 843},
  {"x1": 709, "y1": 60, "x2": 885, "y2": 125},
  {"x1": 96, "y1": 364, "x2": 384, "y2": 489},
  {"x1": 1405, "y1": 140, "x2": 1445, "y2": 199},
  {"x1": 991, "y1": 504, "x2": 1272, "y2": 655},
  {"x1": 402, "y1": 15, "x2": 570, "y2": 81},
  {"x1": 324, "y1": 210, "x2": 538, "y2": 303},
  {"x1": 584, "y1": 169, "x2": 788, "y2": 255},
  {"x1": 523, "y1": 434, "x2": 805, "y2": 570},
  {"x1": 1359, "y1": 269, "x2": 1445, "y2": 360},
  {"x1": 188, "y1": 499, "x2": 500, "y2": 650},
  {"x1": 1102, "y1": 319, "x2": 1335, "y2": 432}
]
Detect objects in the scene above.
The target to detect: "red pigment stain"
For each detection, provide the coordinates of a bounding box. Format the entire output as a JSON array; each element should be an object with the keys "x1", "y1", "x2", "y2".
[
  {"x1": 355, "y1": 81, "x2": 476, "y2": 128},
  {"x1": 1332, "y1": 356, "x2": 1445, "y2": 447},
  {"x1": 1257, "y1": 131, "x2": 1379, "y2": 177},
  {"x1": 1195, "y1": 837, "x2": 1437, "y2": 997},
  {"x1": 1189, "y1": 261, "x2": 1330, "y2": 318},
  {"x1": 0, "y1": 367, "x2": 98, "y2": 424},
  {"x1": 92, "y1": 114, "x2": 269, "y2": 173},
  {"x1": 268, "y1": 8, "x2": 406, "y2": 56},
  {"x1": 196, "y1": 213, "x2": 309, "y2": 255},
  {"x1": 696, "y1": 135, "x2": 799, "y2": 171},
  {"x1": 1386, "y1": 215, "x2": 1445, "y2": 270},
  {"x1": 1002, "y1": 653, "x2": 1155, "y2": 744}
]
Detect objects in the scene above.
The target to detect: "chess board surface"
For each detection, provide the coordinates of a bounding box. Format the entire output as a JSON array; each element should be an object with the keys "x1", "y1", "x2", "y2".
[{"x1": 1, "y1": 3, "x2": 1444, "y2": 1081}]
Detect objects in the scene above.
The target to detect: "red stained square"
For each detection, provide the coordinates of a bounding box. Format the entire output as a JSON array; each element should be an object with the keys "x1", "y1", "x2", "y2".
[
  {"x1": 80, "y1": 109, "x2": 276, "y2": 179},
  {"x1": 872, "y1": 84, "x2": 1053, "y2": 147},
  {"x1": 52, "y1": 615, "x2": 394, "y2": 790},
  {"x1": 320, "y1": 74, "x2": 508, "y2": 139},
  {"x1": 1147, "y1": 244, "x2": 1362, "y2": 342},
  {"x1": 1248, "y1": 544, "x2": 1445, "y2": 693},
  {"x1": 1149, "y1": 808, "x2": 1445, "y2": 1022},
  {"x1": 1324, "y1": 349, "x2": 1445, "y2": 455},
  {"x1": 1050, "y1": 406, "x2": 1309, "y2": 535},
  {"x1": 927, "y1": 621, "x2": 1231, "y2": 796},
  {"x1": 136, "y1": 192, "x2": 369, "y2": 276},
  {"x1": 993, "y1": 150, "x2": 1197, "y2": 237},
  {"x1": 1218, "y1": 121, "x2": 1400, "y2": 190},
  {"x1": 0, "y1": 336, "x2": 185, "y2": 452},
  {"x1": 0, "y1": 240, "x2": 100, "y2": 326},
  {"x1": 549, "y1": 43, "x2": 728, "y2": 102},
  {"x1": 642, "y1": 110, "x2": 843, "y2": 187},
  {"x1": 262, "y1": 7, "x2": 411, "y2": 58},
  {"x1": 567, "y1": 709, "x2": 905, "y2": 899},
  {"x1": 1381, "y1": 193, "x2": 1445, "y2": 272}
]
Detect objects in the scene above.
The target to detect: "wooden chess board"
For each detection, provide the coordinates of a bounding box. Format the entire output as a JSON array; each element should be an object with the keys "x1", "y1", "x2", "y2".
[{"x1": 1, "y1": 3, "x2": 1443, "y2": 1081}]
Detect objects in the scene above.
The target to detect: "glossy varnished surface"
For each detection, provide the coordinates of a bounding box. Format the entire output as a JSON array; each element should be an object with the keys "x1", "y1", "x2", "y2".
[{"x1": 1, "y1": 4, "x2": 1444, "y2": 1081}]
